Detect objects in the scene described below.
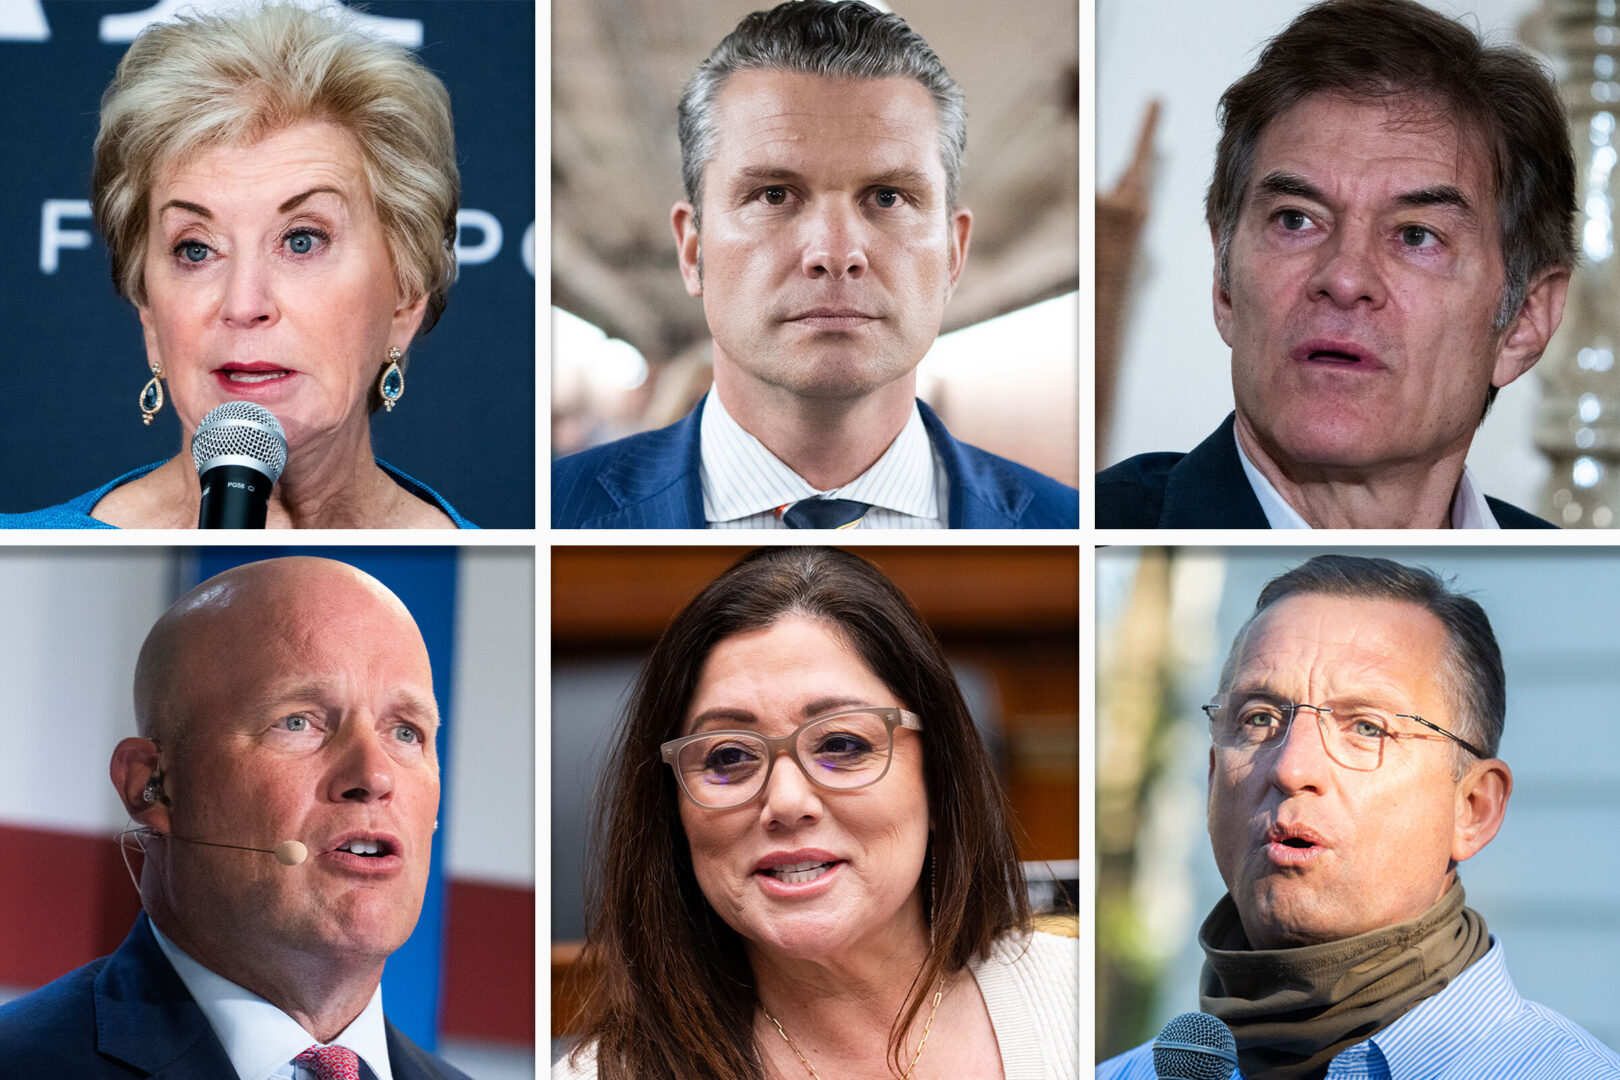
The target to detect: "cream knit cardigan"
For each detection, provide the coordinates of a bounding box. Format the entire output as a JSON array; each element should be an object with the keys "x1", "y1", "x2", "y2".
[{"x1": 553, "y1": 930, "x2": 1079, "y2": 1079}]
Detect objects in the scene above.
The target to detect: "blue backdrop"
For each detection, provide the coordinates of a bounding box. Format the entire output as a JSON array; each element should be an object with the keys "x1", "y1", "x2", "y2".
[{"x1": 0, "y1": 1, "x2": 535, "y2": 528}]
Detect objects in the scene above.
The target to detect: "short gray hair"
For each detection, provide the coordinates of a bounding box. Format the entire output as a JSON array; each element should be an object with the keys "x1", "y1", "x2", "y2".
[
  {"x1": 1218, "y1": 555, "x2": 1505, "y2": 765},
  {"x1": 94, "y1": 3, "x2": 460, "y2": 335},
  {"x1": 677, "y1": 0, "x2": 965, "y2": 227}
]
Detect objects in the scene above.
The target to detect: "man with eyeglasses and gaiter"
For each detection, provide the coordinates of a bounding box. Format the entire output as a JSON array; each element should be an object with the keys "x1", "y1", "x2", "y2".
[{"x1": 1099, "y1": 554, "x2": 1620, "y2": 1080}]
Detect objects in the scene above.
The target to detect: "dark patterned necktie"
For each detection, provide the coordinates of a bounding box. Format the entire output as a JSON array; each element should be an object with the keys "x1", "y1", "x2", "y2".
[
  {"x1": 294, "y1": 1044, "x2": 361, "y2": 1080},
  {"x1": 780, "y1": 497, "x2": 871, "y2": 529}
]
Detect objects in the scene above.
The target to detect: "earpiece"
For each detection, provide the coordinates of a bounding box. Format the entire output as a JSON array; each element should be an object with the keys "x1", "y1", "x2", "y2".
[{"x1": 141, "y1": 770, "x2": 170, "y2": 807}]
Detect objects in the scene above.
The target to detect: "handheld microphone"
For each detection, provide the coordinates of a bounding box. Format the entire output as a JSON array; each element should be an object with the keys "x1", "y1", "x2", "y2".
[
  {"x1": 1152, "y1": 1012, "x2": 1238, "y2": 1080},
  {"x1": 160, "y1": 832, "x2": 308, "y2": 866},
  {"x1": 191, "y1": 401, "x2": 287, "y2": 529}
]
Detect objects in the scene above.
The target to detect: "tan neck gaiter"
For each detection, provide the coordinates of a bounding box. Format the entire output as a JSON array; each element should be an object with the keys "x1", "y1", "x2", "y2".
[{"x1": 1198, "y1": 881, "x2": 1489, "y2": 1080}]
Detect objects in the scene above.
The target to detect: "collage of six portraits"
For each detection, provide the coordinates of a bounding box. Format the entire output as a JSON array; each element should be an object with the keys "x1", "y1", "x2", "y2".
[{"x1": 1, "y1": 1, "x2": 1616, "y2": 1079}]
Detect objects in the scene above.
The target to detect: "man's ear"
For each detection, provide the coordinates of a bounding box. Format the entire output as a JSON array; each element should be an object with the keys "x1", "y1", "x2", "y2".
[
  {"x1": 1491, "y1": 266, "x2": 1570, "y2": 389},
  {"x1": 111, "y1": 738, "x2": 170, "y2": 835},
  {"x1": 1452, "y1": 756, "x2": 1511, "y2": 863},
  {"x1": 943, "y1": 206, "x2": 973, "y2": 300},
  {"x1": 1211, "y1": 224, "x2": 1237, "y2": 348},
  {"x1": 673, "y1": 201, "x2": 703, "y2": 298}
]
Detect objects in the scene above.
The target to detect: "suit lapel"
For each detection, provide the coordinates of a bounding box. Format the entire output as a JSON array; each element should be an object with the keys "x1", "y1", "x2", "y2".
[
  {"x1": 592, "y1": 402, "x2": 706, "y2": 527},
  {"x1": 588, "y1": 396, "x2": 1057, "y2": 529},
  {"x1": 917, "y1": 400, "x2": 1030, "y2": 528},
  {"x1": 386, "y1": 1020, "x2": 425, "y2": 1079},
  {"x1": 94, "y1": 915, "x2": 238, "y2": 1079},
  {"x1": 385, "y1": 1018, "x2": 472, "y2": 1080},
  {"x1": 1159, "y1": 413, "x2": 1270, "y2": 527},
  {"x1": 1485, "y1": 495, "x2": 1556, "y2": 529}
]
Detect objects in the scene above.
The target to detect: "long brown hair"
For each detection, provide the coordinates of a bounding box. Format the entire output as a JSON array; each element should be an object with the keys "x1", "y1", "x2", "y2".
[{"x1": 569, "y1": 547, "x2": 1030, "y2": 1079}]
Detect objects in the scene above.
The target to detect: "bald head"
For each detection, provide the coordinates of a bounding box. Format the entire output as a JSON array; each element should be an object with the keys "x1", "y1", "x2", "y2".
[
  {"x1": 134, "y1": 558, "x2": 421, "y2": 747},
  {"x1": 115, "y1": 556, "x2": 441, "y2": 1027}
]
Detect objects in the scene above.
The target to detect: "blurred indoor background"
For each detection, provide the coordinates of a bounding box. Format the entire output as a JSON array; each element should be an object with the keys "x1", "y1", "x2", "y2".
[
  {"x1": 1097, "y1": 0, "x2": 1620, "y2": 525},
  {"x1": 552, "y1": 0, "x2": 1079, "y2": 487},
  {"x1": 551, "y1": 545, "x2": 1079, "y2": 1063}
]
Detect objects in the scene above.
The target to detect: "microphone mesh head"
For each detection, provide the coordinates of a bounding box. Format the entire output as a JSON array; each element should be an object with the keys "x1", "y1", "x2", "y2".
[
  {"x1": 191, "y1": 401, "x2": 288, "y2": 480},
  {"x1": 1152, "y1": 1011, "x2": 1238, "y2": 1080}
]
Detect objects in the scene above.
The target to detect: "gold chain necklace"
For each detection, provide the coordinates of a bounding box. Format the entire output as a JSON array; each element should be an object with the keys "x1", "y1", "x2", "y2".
[{"x1": 760, "y1": 981, "x2": 945, "y2": 1080}]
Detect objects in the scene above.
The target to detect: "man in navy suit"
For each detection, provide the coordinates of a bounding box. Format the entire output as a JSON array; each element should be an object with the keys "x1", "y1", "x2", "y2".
[
  {"x1": 0, "y1": 558, "x2": 470, "y2": 1079},
  {"x1": 553, "y1": 1, "x2": 1077, "y2": 529},
  {"x1": 1097, "y1": 0, "x2": 1574, "y2": 530}
]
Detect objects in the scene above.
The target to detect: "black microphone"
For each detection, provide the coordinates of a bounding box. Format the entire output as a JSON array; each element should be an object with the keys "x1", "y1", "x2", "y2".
[
  {"x1": 155, "y1": 831, "x2": 308, "y2": 866},
  {"x1": 1153, "y1": 1012, "x2": 1238, "y2": 1080},
  {"x1": 191, "y1": 401, "x2": 287, "y2": 528}
]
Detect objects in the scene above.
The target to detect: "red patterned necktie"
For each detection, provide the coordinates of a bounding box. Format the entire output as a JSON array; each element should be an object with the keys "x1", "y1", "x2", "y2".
[{"x1": 294, "y1": 1044, "x2": 362, "y2": 1080}]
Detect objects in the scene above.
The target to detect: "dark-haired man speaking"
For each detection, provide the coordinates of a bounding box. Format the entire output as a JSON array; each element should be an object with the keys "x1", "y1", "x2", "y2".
[
  {"x1": 1099, "y1": 555, "x2": 1620, "y2": 1078},
  {"x1": 1097, "y1": 0, "x2": 1572, "y2": 529}
]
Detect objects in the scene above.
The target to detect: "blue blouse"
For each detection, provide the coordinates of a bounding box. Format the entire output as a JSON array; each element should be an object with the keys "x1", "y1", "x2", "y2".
[{"x1": 0, "y1": 460, "x2": 477, "y2": 529}]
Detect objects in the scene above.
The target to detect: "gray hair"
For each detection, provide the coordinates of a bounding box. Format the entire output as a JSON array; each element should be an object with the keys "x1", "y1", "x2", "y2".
[
  {"x1": 677, "y1": 0, "x2": 965, "y2": 227},
  {"x1": 1217, "y1": 555, "x2": 1505, "y2": 767}
]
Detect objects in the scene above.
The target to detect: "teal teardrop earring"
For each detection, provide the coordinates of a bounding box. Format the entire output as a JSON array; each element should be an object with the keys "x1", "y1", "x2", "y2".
[
  {"x1": 139, "y1": 362, "x2": 165, "y2": 425},
  {"x1": 379, "y1": 347, "x2": 404, "y2": 412}
]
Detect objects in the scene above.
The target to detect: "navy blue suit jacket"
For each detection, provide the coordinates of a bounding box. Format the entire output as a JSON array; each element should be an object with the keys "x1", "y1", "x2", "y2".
[
  {"x1": 1095, "y1": 413, "x2": 1556, "y2": 529},
  {"x1": 0, "y1": 914, "x2": 471, "y2": 1079},
  {"x1": 552, "y1": 397, "x2": 1078, "y2": 528}
]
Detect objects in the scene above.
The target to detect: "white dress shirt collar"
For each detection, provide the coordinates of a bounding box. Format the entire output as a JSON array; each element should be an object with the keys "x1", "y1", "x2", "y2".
[
  {"x1": 699, "y1": 387, "x2": 945, "y2": 526},
  {"x1": 150, "y1": 921, "x2": 394, "y2": 1080},
  {"x1": 1234, "y1": 430, "x2": 1500, "y2": 530}
]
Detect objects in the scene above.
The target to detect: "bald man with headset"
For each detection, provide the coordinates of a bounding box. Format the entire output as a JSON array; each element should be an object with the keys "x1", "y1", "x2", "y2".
[{"x1": 0, "y1": 558, "x2": 470, "y2": 1080}]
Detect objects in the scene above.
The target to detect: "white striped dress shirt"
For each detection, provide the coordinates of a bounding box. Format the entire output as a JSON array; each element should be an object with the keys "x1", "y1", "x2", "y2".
[
  {"x1": 698, "y1": 388, "x2": 949, "y2": 529},
  {"x1": 1096, "y1": 940, "x2": 1620, "y2": 1080}
]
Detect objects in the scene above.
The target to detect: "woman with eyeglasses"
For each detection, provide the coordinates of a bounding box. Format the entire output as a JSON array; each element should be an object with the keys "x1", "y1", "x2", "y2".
[{"x1": 556, "y1": 546, "x2": 1077, "y2": 1080}]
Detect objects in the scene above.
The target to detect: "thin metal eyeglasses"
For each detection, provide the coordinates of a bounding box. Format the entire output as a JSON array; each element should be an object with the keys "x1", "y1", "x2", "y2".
[
  {"x1": 1203, "y1": 691, "x2": 1486, "y2": 772},
  {"x1": 660, "y1": 706, "x2": 923, "y2": 809}
]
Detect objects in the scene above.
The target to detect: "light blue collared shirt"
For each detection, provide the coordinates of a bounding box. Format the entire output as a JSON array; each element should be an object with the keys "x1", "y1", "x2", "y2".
[
  {"x1": 1096, "y1": 940, "x2": 1620, "y2": 1080},
  {"x1": 150, "y1": 921, "x2": 395, "y2": 1080}
]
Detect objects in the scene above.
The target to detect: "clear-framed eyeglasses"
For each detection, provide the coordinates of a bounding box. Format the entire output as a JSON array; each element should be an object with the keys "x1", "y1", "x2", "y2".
[
  {"x1": 1202, "y1": 691, "x2": 1487, "y2": 772},
  {"x1": 660, "y1": 706, "x2": 923, "y2": 809}
]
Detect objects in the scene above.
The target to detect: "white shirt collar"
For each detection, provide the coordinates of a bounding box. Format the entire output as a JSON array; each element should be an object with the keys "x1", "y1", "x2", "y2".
[
  {"x1": 1234, "y1": 430, "x2": 1500, "y2": 530},
  {"x1": 1447, "y1": 467, "x2": 1501, "y2": 529},
  {"x1": 699, "y1": 387, "x2": 942, "y2": 524},
  {"x1": 150, "y1": 921, "x2": 395, "y2": 1080}
]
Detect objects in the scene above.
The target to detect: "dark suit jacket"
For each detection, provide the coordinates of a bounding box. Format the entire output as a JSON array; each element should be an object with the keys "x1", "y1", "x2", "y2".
[
  {"x1": 0, "y1": 914, "x2": 472, "y2": 1079},
  {"x1": 1096, "y1": 413, "x2": 1556, "y2": 529},
  {"x1": 552, "y1": 397, "x2": 1079, "y2": 528}
]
